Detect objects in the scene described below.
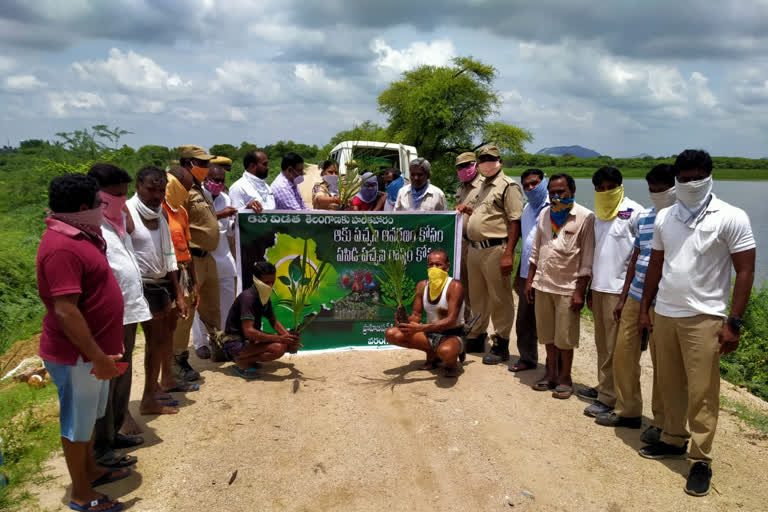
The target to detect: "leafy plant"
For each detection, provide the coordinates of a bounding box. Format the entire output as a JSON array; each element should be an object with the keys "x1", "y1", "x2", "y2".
[{"x1": 275, "y1": 239, "x2": 330, "y2": 333}]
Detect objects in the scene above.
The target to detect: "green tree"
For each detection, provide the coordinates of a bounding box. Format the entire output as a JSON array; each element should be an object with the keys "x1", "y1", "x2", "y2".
[{"x1": 209, "y1": 144, "x2": 238, "y2": 159}]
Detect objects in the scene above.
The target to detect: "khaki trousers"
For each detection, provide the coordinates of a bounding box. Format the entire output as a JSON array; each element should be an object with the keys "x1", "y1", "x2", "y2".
[
  {"x1": 466, "y1": 244, "x2": 514, "y2": 339},
  {"x1": 655, "y1": 313, "x2": 723, "y2": 462},
  {"x1": 592, "y1": 291, "x2": 621, "y2": 407},
  {"x1": 534, "y1": 290, "x2": 580, "y2": 350},
  {"x1": 172, "y1": 254, "x2": 221, "y2": 354},
  {"x1": 613, "y1": 297, "x2": 664, "y2": 425},
  {"x1": 459, "y1": 240, "x2": 472, "y2": 323}
]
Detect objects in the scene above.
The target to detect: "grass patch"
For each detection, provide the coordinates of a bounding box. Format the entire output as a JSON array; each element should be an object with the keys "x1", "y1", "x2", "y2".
[
  {"x1": 0, "y1": 380, "x2": 60, "y2": 511},
  {"x1": 503, "y1": 166, "x2": 768, "y2": 181},
  {"x1": 720, "y1": 395, "x2": 768, "y2": 437}
]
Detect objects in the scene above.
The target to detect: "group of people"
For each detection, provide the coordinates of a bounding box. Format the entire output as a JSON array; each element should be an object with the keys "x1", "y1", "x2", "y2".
[{"x1": 35, "y1": 142, "x2": 753, "y2": 510}]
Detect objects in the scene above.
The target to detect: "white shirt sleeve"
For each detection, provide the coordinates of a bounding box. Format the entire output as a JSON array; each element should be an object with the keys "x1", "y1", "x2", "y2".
[
  {"x1": 394, "y1": 188, "x2": 406, "y2": 211},
  {"x1": 722, "y1": 207, "x2": 756, "y2": 254},
  {"x1": 437, "y1": 190, "x2": 447, "y2": 211},
  {"x1": 229, "y1": 182, "x2": 246, "y2": 209},
  {"x1": 651, "y1": 208, "x2": 667, "y2": 251}
]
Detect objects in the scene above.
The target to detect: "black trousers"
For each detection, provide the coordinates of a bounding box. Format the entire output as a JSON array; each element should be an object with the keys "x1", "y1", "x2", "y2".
[{"x1": 514, "y1": 278, "x2": 539, "y2": 364}]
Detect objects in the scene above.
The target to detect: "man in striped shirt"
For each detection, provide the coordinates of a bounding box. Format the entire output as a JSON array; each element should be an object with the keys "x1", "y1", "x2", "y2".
[{"x1": 595, "y1": 164, "x2": 676, "y2": 442}]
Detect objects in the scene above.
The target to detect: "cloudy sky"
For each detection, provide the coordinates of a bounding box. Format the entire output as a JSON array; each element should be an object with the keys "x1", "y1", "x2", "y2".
[{"x1": 1, "y1": 0, "x2": 767, "y2": 157}]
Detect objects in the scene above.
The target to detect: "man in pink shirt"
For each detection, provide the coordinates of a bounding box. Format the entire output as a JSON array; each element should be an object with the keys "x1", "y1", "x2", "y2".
[{"x1": 37, "y1": 174, "x2": 129, "y2": 512}]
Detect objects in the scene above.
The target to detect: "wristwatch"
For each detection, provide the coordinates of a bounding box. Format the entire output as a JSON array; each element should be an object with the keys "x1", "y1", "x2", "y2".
[{"x1": 727, "y1": 316, "x2": 744, "y2": 333}]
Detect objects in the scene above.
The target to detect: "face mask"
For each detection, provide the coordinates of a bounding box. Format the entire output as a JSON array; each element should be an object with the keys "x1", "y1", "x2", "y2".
[
  {"x1": 165, "y1": 173, "x2": 189, "y2": 211},
  {"x1": 55, "y1": 207, "x2": 104, "y2": 227},
  {"x1": 205, "y1": 180, "x2": 224, "y2": 197},
  {"x1": 649, "y1": 186, "x2": 676, "y2": 211},
  {"x1": 676, "y1": 176, "x2": 712, "y2": 210},
  {"x1": 457, "y1": 163, "x2": 478, "y2": 183},
  {"x1": 252, "y1": 276, "x2": 274, "y2": 305},
  {"x1": 323, "y1": 174, "x2": 339, "y2": 195},
  {"x1": 478, "y1": 161, "x2": 502, "y2": 178},
  {"x1": 550, "y1": 195, "x2": 574, "y2": 236},
  {"x1": 427, "y1": 267, "x2": 449, "y2": 301},
  {"x1": 190, "y1": 165, "x2": 209, "y2": 183},
  {"x1": 523, "y1": 178, "x2": 549, "y2": 210},
  {"x1": 99, "y1": 191, "x2": 127, "y2": 237},
  {"x1": 594, "y1": 185, "x2": 624, "y2": 221},
  {"x1": 291, "y1": 171, "x2": 304, "y2": 185}
]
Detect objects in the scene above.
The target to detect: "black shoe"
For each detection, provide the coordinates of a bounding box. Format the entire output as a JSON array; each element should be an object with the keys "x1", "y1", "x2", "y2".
[
  {"x1": 464, "y1": 334, "x2": 486, "y2": 353},
  {"x1": 640, "y1": 426, "x2": 662, "y2": 445},
  {"x1": 482, "y1": 336, "x2": 510, "y2": 365},
  {"x1": 595, "y1": 412, "x2": 642, "y2": 428},
  {"x1": 584, "y1": 401, "x2": 613, "y2": 417},
  {"x1": 174, "y1": 351, "x2": 200, "y2": 381},
  {"x1": 576, "y1": 387, "x2": 598, "y2": 402},
  {"x1": 638, "y1": 441, "x2": 688, "y2": 460},
  {"x1": 195, "y1": 346, "x2": 211, "y2": 359},
  {"x1": 685, "y1": 462, "x2": 712, "y2": 497}
]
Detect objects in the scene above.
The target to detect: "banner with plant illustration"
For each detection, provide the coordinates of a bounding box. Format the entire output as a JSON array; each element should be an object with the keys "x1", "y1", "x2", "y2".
[{"x1": 235, "y1": 211, "x2": 461, "y2": 352}]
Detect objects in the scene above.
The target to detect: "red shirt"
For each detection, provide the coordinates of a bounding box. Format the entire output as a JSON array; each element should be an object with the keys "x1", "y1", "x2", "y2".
[
  {"x1": 352, "y1": 196, "x2": 376, "y2": 211},
  {"x1": 36, "y1": 218, "x2": 125, "y2": 365}
]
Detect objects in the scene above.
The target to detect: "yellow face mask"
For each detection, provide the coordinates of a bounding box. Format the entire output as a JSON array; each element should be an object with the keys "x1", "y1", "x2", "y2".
[
  {"x1": 594, "y1": 185, "x2": 624, "y2": 221},
  {"x1": 190, "y1": 165, "x2": 209, "y2": 183},
  {"x1": 252, "y1": 276, "x2": 273, "y2": 305},
  {"x1": 165, "y1": 173, "x2": 189, "y2": 211},
  {"x1": 427, "y1": 267, "x2": 449, "y2": 301}
]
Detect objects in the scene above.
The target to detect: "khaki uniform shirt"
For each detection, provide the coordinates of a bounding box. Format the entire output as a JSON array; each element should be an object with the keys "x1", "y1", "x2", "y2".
[
  {"x1": 465, "y1": 172, "x2": 523, "y2": 241},
  {"x1": 456, "y1": 174, "x2": 483, "y2": 237},
  {"x1": 311, "y1": 181, "x2": 335, "y2": 209},
  {"x1": 530, "y1": 202, "x2": 595, "y2": 296},
  {"x1": 184, "y1": 185, "x2": 219, "y2": 252}
]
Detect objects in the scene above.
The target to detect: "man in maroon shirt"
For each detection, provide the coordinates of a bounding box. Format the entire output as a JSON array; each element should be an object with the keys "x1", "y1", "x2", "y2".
[{"x1": 37, "y1": 174, "x2": 129, "y2": 512}]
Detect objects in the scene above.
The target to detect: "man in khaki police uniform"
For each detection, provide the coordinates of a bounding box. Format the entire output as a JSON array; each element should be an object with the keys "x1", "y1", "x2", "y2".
[
  {"x1": 174, "y1": 145, "x2": 233, "y2": 380},
  {"x1": 454, "y1": 151, "x2": 482, "y2": 324},
  {"x1": 457, "y1": 145, "x2": 523, "y2": 363}
]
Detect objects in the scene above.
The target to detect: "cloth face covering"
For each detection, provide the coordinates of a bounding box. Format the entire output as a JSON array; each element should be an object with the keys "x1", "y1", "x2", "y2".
[
  {"x1": 99, "y1": 191, "x2": 127, "y2": 238},
  {"x1": 676, "y1": 176, "x2": 713, "y2": 224},
  {"x1": 386, "y1": 176, "x2": 405, "y2": 203},
  {"x1": 127, "y1": 195, "x2": 177, "y2": 273},
  {"x1": 205, "y1": 180, "x2": 224, "y2": 197},
  {"x1": 51, "y1": 207, "x2": 107, "y2": 252},
  {"x1": 252, "y1": 276, "x2": 274, "y2": 305},
  {"x1": 649, "y1": 186, "x2": 676, "y2": 211},
  {"x1": 165, "y1": 173, "x2": 189, "y2": 212},
  {"x1": 550, "y1": 195, "x2": 574, "y2": 236},
  {"x1": 427, "y1": 267, "x2": 449, "y2": 301},
  {"x1": 357, "y1": 174, "x2": 379, "y2": 203},
  {"x1": 478, "y1": 161, "x2": 501, "y2": 178},
  {"x1": 411, "y1": 180, "x2": 430, "y2": 208},
  {"x1": 594, "y1": 185, "x2": 624, "y2": 221},
  {"x1": 322, "y1": 174, "x2": 339, "y2": 195},
  {"x1": 190, "y1": 165, "x2": 209, "y2": 183},
  {"x1": 457, "y1": 163, "x2": 478, "y2": 183},
  {"x1": 524, "y1": 178, "x2": 549, "y2": 214}
]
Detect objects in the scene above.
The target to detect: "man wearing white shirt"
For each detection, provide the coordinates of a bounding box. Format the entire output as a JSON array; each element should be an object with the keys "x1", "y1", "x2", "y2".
[
  {"x1": 394, "y1": 158, "x2": 447, "y2": 212},
  {"x1": 229, "y1": 150, "x2": 275, "y2": 212},
  {"x1": 638, "y1": 150, "x2": 755, "y2": 497},
  {"x1": 580, "y1": 167, "x2": 643, "y2": 418},
  {"x1": 192, "y1": 165, "x2": 239, "y2": 359}
]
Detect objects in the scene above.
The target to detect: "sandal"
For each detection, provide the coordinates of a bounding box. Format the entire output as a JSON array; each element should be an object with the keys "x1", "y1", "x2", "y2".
[
  {"x1": 508, "y1": 360, "x2": 536, "y2": 372},
  {"x1": 69, "y1": 495, "x2": 124, "y2": 512},
  {"x1": 113, "y1": 433, "x2": 143, "y2": 449},
  {"x1": 91, "y1": 467, "x2": 132, "y2": 487},
  {"x1": 162, "y1": 382, "x2": 199, "y2": 393},
  {"x1": 96, "y1": 451, "x2": 137, "y2": 468},
  {"x1": 532, "y1": 379, "x2": 557, "y2": 391},
  {"x1": 552, "y1": 384, "x2": 573, "y2": 400},
  {"x1": 232, "y1": 366, "x2": 260, "y2": 380}
]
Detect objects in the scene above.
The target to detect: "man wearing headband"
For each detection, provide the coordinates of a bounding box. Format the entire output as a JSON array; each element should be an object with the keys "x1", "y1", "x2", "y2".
[
  {"x1": 579, "y1": 167, "x2": 642, "y2": 419},
  {"x1": 595, "y1": 164, "x2": 675, "y2": 441},
  {"x1": 509, "y1": 168, "x2": 549, "y2": 373},
  {"x1": 526, "y1": 173, "x2": 595, "y2": 399},
  {"x1": 385, "y1": 249, "x2": 465, "y2": 378},
  {"x1": 638, "y1": 150, "x2": 755, "y2": 497},
  {"x1": 313, "y1": 160, "x2": 342, "y2": 210},
  {"x1": 220, "y1": 261, "x2": 301, "y2": 379}
]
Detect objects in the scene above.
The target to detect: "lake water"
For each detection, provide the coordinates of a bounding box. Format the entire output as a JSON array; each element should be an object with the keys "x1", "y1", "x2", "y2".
[{"x1": 570, "y1": 179, "x2": 766, "y2": 283}]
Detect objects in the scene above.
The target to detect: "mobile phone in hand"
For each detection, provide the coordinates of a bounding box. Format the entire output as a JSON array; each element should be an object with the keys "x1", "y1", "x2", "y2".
[{"x1": 640, "y1": 328, "x2": 649, "y2": 352}]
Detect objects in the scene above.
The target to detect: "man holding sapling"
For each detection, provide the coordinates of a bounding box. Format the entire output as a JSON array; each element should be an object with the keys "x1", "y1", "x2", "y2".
[
  {"x1": 385, "y1": 249, "x2": 466, "y2": 378},
  {"x1": 217, "y1": 261, "x2": 301, "y2": 380}
]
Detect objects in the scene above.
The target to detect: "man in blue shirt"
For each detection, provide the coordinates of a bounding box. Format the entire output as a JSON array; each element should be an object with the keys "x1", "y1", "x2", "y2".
[{"x1": 595, "y1": 164, "x2": 676, "y2": 442}]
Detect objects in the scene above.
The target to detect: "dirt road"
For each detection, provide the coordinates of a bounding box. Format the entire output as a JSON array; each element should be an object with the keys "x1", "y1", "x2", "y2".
[{"x1": 31, "y1": 320, "x2": 768, "y2": 511}]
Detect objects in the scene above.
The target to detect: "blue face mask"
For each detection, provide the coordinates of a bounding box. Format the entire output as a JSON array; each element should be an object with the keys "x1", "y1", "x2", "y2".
[{"x1": 524, "y1": 178, "x2": 548, "y2": 210}]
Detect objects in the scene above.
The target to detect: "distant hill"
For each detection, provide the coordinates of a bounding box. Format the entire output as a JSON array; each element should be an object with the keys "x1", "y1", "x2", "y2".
[{"x1": 536, "y1": 145, "x2": 600, "y2": 158}]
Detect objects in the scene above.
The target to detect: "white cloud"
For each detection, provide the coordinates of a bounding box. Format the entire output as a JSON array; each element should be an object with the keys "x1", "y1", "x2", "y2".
[
  {"x1": 48, "y1": 91, "x2": 105, "y2": 117},
  {"x1": 731, "y1": 67, "x2": 768, "y2": 106},
  {"x1": 212, "y1": 60, "x2": 283, "y2": 103},
  {"x1": 0, "y1": 56, "x2": 14, "y2": 72},
  {"x1": 72, "y1": 48, "x2": 190, "y2": 91},
  {"x1": 294, "y1": 63, "x2": 354, "y2": 99},
  {"x1": 371, "y1": 39, "x2": 456, "y2": 78},
  {"x1": 4, "y1": 74, "x2": 47, "y2": 91}
]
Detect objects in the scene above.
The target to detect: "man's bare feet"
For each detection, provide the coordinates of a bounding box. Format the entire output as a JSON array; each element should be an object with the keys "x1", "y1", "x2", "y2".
[
  {"x1": 139, "y1": 398, "x2": 179, "y2": 415},
  {"x1": 120, "y1": 411, "x2": 143, "y2": 435}
]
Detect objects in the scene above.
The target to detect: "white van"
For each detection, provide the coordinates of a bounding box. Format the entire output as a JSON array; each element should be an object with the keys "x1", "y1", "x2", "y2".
[{"x1": 328, "y1": 141, "x2": 418, "y2": 180}]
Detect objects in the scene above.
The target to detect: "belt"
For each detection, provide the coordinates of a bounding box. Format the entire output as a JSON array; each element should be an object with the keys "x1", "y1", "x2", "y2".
[
  {"x1": 468, "y1": 238, "x2": 506, "y2": 249},
  {"x1": 190, "y1": 248, "x2": 209, "y2": 258}
]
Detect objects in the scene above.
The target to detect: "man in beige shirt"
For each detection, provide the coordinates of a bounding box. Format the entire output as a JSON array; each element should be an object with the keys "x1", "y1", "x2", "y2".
[
  {"x1": 526, "y1": 173, "x2": 595, "y2": 399},
  {"x1": 458, "y1": 145, "x2": 523, "y2": 364},
  {"x1": 454, "y1": 152, "x2": 482, "y2": 323}
]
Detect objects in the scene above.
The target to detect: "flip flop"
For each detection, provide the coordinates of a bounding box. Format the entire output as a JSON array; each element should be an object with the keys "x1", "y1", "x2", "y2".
[
  {"x1": 232, "y1": 366, "x2": 260, "y2": 380},
  {"x1": 552, "y1": 384, "x2": 574, "y2": 400},
  {"x1": 113, "y1": 433, "x2": 144, "y2": 449},
  {"x1": 508, "y1": 360, "x2": 536, "y2": 372},
  {"x1": 69, "y1": 496, "x2": 124, "y2": 512},
  {"x1": 163, "y1": 382, "x2": 199, "y2": 392},
  {"x1": 532, "y1": 379, "x2": 557, "y2": 391},
  {"x1": 91, "y1": 467, "x2": 132, "y2": 487},
  {"x1": 96, "y1": 451, "x2": 137, "y2": 468}
]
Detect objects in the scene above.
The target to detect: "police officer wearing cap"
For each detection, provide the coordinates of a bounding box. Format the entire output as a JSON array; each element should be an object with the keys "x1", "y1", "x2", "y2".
[
  {"x1": 455, "y1": 151, "x2": 482, "y2": 324},
  {"x1": 457, "y1": 145, "x2": 523, "y2": 364}
]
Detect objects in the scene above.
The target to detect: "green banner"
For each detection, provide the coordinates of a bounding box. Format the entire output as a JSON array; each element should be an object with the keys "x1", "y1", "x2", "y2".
[{"x1": 236, "y1": 211, "x2": 461, "y2": 352}]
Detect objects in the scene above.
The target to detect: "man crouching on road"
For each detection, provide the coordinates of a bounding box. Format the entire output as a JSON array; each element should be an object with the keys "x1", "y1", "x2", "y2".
[
  {"x1": 385, "y1": 249, "x2": 466, "y2": 378},
  {"x1": 218, "y1": 261, "x2": 301, "y2": 380}
]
